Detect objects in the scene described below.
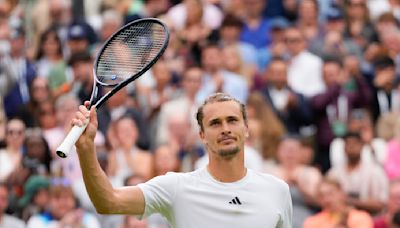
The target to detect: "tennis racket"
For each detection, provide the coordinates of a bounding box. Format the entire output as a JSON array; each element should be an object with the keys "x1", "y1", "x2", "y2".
[{"x1": 56, "y1": 18, "x2": 170, "y2": 158}]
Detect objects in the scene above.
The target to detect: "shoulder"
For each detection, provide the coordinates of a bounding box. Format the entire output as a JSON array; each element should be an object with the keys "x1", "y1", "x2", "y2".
[
  {"x1": 303, "y1": 211, "x2": 327, "y2": 227},
  {"x1": 349, "y1": 209, "x2": 373, "y2": 224},
  {"x1": 250, "y1": 170, "x2": 289, "y2": 192},
  {"x1": 221, "y1": 71, "x2": 247, "y2": 85},
  {"x1": 3, "y1": 215, "x2": 25, "y2": 228}
]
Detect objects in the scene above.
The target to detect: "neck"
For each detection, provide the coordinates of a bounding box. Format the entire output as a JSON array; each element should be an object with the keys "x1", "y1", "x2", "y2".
[
  {"x1": 207, "y1": 152, "x2": 246, "y2": 183},
  {"x1": 347, "y1": 160, "x2": 360, "y2": 170},
  {"x1": 6, "y1": 145, "x2": 19, "y2": 154}
]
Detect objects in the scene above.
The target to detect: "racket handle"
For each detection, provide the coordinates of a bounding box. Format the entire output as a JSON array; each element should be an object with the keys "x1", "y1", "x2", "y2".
[{"x1": 56, "y1": 120, "x2": 89, "y2": 158}]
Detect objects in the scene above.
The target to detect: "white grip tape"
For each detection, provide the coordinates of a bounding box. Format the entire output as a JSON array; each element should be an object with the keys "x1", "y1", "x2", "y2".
[{"x1": 56, "y1": 119, "x2": 89, "y2": 158}]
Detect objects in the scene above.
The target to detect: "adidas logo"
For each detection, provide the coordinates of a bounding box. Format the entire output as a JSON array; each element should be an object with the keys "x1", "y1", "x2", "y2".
[{"x1": 229, "y1": 196, "x2": 242, "y2": 205}]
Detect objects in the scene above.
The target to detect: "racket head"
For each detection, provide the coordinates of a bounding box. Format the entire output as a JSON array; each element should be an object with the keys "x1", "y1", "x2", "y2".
[{"x1": 93, "y1": 18, "x2": 170, "y2": 88}]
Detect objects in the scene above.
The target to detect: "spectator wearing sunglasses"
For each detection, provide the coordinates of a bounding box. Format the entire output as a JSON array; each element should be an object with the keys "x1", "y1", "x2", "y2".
[{"x1": 0, "y1": 118, "x2": 25, "y2": 182}]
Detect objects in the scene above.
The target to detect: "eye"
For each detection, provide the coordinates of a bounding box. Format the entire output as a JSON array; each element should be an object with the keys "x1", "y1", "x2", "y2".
[
  {"x1": 228, "y1": 118, "x2": 238, "y2": 123},
  {"x1": 209, "y1": 121, "x2": 220, "y2": 126}
]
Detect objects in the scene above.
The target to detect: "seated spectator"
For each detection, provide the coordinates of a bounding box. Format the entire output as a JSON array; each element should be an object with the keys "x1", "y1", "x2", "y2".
[
  {"x1": 327, "y1": 131, "x2": 388, "y2": 214},
  {"x1": 153, "y1": 144, "x2": 180, "y2": 176},
  {"x1": 311, "y1": 56, "x2": 371, "y2": 172},
  {"x1": 15, "y1": 77, "x2": 53, "y2": 128},
  {"x1": 0, "y1": 118, "x2": 26, "y2": 182},
  {"x1": 239, "y1": 0, "x2": 271, "y2": 49},
  {"x1": 97, "y1": 86, "x2": 150, "y2": 150},
  {"x1": 17, "y1": 175, "x2": 50, "y2": 222},
  {"x1": 371, "y1": 56, "x2": 400, "y2": 122},
  {"x1": 166, "y1": 0, "x2": 223, "y2": 31},
  {"x1": 26, "y1": 180, "x2": 100, "y2": 228},
  {"x1": 35, "y1": 26, "x2": 67, "y2": 82},
  {"x1": 2, "y1": 25, "x2": 37, "y2": 119},
  {"x1": 384, "y1": 118, "x2": 400, "y2": 180},
  {"x1": 222, "y1": 44, "x2": 257, "y2": 88},
  {"x1": 0, "y1": 183, "x2": 25, "y2": 228},
  {"x1": 196, "y1": 43, "x2": 248, "y2": 104},
  {"x1": 245, "y1": 91, "x2": 286, "y2": 161},
  {"x1": 330, "y1": 109, "x2": 387, "y2": 168},
  {"x1": 285, "y1": 26, "x2": 325, "y2": 98},
  {"x1": 107, "y1": 116, "x2": 153, "y2": 184},
  {"x1": 218, "y1": 13, "x2": 258, "y2": 67},
  {"x1": 156, "y1": 66, "x2": 202, "y2": 148},
  {"x1": 374, "y1": 179, "x2": 400, "y2": 228},
  {"x1": 266, "y1": 135, "x2": 322, "y2": 228},
  {"x1": 260, "y1": 57, "x2": 312, "y2": 134},
  {"x1": 122, "y1": 174, "x2": 168, "y2": 228},
  {"x1": 303, "y1": 178, "x2": 373, "y2": 228}
]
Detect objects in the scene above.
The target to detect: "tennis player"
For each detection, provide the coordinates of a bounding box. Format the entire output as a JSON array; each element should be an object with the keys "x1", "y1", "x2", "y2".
[{"x1": 73, "y1": 93, "x2": 292, "y2": 228}]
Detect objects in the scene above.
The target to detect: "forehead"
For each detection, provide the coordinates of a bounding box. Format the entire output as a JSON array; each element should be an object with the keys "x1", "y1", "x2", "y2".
[
  {"x1": 202, "y1": 101, "x2": 242, "y2": 121},
  {"x1": 8, "y1": 119, "x2": 24, "y2": 129}
]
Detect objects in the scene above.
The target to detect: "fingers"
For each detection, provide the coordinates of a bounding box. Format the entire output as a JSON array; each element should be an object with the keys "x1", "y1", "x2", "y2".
[{"x1": 71, "y1": 102, "x2": 90, "y2": 127}]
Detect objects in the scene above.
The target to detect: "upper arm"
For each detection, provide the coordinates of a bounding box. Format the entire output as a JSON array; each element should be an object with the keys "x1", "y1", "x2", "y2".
[{"x1": 110, "y1": 186, "x2": 146, "y2": 215}]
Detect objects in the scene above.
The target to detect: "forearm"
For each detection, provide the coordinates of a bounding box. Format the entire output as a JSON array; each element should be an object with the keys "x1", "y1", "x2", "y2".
[{"x1": 77, "y1": 142, "x2": 116, "y2": 214}]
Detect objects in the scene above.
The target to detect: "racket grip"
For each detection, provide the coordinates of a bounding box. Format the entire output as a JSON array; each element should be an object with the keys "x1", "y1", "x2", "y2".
[{"x1": 56, "y1": 120, "x2": 89, "y2": 158}]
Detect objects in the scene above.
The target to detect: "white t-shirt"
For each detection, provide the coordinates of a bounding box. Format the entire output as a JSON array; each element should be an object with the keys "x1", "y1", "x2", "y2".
[{"x1": 138, "y1": 167, "x2": 292, "y2": 228}]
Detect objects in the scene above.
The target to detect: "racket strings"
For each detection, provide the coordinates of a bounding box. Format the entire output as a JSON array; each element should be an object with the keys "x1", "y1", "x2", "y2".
[{"x1": 96, "y1": 21, "x2": 167, "y2": 85}]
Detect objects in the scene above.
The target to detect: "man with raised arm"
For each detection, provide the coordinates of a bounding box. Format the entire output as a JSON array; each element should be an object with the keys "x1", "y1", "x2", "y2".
[{"x1": 73, "y1": 92, "x2": 292, "y2": 228}]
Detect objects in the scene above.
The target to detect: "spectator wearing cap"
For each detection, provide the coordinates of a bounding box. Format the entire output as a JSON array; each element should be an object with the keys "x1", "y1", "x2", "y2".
[
  {"x1": 371, "y1": 55, "x2": 400, "y2": 122},
  {"x1": 0, "y1": 183, "x2": 25, "y2": 228},
  {"x1": 17, "y1": 175, "x2": 50, "y2": 221},
  {"x1": 26, "y1": 180, "x2": 100, "y2": 228},
  {"x1": 327, "y1": 131, "x2": 388, "y2": 214},
  {"x1": 2, "y1": 26, "x2": 37, "y2": 119},
  {"x1": 66, "y1": 23, "x2": 94, "y2": 57}
]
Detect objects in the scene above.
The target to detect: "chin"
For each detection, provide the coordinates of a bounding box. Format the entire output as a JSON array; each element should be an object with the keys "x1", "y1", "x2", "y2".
[{"x1": 217, "y1": 146, "x2": 240, "y2": 159}]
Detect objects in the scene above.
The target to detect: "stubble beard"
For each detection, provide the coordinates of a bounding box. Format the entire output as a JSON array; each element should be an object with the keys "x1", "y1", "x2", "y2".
[{"x1": 217, "y1": 146, "x2": 240, "y2": 159}]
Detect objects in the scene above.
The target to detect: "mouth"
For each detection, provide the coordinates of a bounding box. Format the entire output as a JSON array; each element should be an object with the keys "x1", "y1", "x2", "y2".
[{"x1": 218, "y1": 136, "x2": 236, "y2": 144}]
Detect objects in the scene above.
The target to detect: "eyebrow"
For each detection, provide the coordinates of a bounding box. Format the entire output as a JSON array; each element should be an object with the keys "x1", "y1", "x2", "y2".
[{"x1": 208, "y1": 116, "x2": 240, "y2": 125}]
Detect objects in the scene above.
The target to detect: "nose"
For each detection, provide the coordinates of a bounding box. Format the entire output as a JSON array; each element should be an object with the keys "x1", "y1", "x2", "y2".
[{"x1": 221, "y1": 121, "x2": 231, "y2": 134}]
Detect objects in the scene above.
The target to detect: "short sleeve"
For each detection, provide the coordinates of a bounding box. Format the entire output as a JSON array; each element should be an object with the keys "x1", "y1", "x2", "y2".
[
  {"x1": 281, "y1": 184, "x2": 293, "y2": 228},
  {"x1": 137, "y1": 172, "x2": 179, "y2": 223}
]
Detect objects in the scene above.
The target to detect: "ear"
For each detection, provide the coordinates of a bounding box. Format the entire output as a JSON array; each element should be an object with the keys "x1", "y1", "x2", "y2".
[{"x1": 199, "y1": 131, "x2": 205, "y2": 140}]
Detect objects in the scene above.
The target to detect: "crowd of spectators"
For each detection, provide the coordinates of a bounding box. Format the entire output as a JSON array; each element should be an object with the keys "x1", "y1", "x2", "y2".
[{"x1": 1, "y1": 0, "x2": 400, "y2": 227}]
